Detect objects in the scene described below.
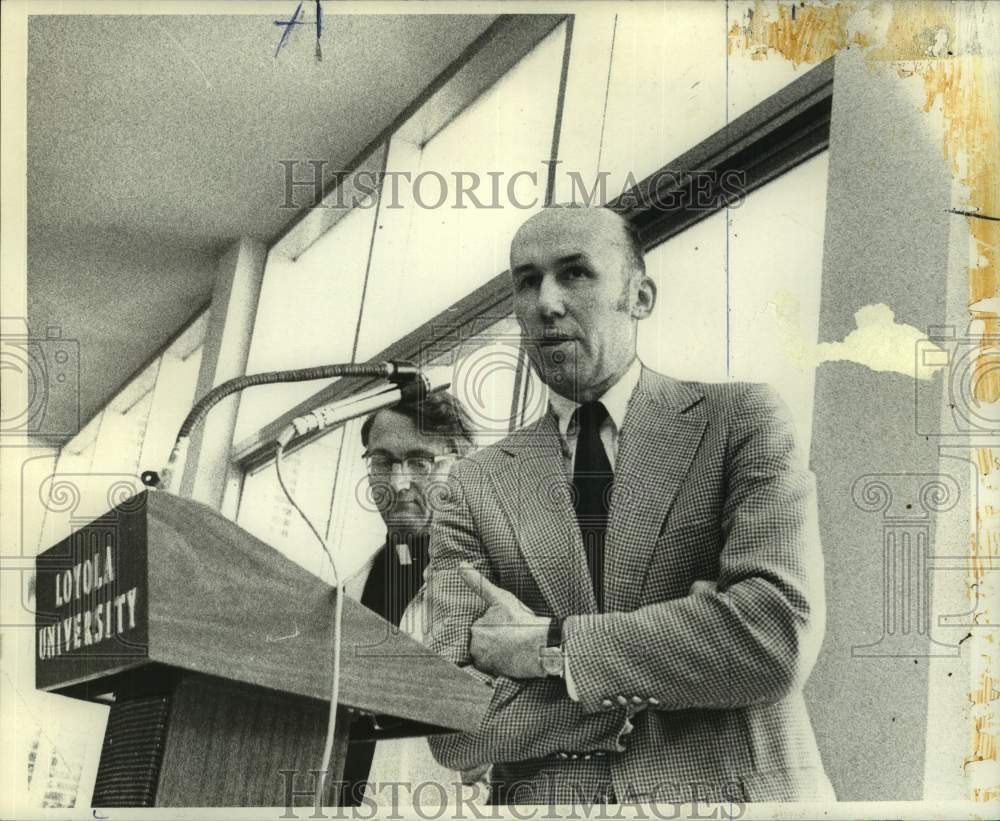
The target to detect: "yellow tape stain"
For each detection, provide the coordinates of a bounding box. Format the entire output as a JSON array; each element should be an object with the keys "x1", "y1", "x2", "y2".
[
  {"x1": 970, "y1": 669, "x2": 1000, "y2": 705},
  {"x1": 919, "y1": 55, "x2": 998, "y2": 325},
  {"x1": 727, "y1": 1, "x2": 858, "y2": 65},
  {"x1": 977, "y1": 449, "x2": 994, "y2": 477},
  {"x1": 970, "y1": 513, "x2": 998, "y2": 599},
  {"x1": 965, "y1": 714, "x2": 998, "y2": 769},
  {"x1": 728, "y1": 1, "x2": 958, "y2": 63},
  {"x1": 973, "y1": 785, "x2": 1000, "y2": 801}
]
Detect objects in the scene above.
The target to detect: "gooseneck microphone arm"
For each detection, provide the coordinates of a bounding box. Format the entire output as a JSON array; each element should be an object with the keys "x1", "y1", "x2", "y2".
[{"x1": 141, "y1": 360, "x2": 428, "y2": 493}]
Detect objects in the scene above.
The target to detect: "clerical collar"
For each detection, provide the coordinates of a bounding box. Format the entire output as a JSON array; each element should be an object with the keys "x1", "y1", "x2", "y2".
[
  {"x1": 549, "y1": 358, "x2": 642, "y2": 438},
  {"x1": 386, "y1": 531, "x2": 430, "y2": 567}
]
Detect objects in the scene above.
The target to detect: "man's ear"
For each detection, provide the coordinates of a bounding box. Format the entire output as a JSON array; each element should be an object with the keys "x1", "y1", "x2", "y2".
[{"x1": 632, "y1": 275, "x2": 656, "y2": 320}]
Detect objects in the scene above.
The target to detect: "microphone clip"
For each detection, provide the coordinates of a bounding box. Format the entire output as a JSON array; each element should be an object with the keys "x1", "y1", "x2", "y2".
[{"x1": 385, "y1": 361, "x2": 432, "y2": 404}]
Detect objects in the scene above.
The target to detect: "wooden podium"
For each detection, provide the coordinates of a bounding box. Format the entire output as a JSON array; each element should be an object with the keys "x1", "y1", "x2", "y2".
[{"x1": 34, "y1": 490, "x2": 491, "y2": 807}]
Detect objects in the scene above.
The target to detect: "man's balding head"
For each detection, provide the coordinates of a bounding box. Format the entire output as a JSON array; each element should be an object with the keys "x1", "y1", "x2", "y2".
[
  {"x1": 511, "y1": 205, "x2": 645, "y2": 285},
  {"x1": 509, "y1": 206, "x2": 656, "y2": 402}
]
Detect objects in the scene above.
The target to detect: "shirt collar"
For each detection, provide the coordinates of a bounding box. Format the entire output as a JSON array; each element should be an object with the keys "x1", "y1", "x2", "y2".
[{"x1": 549, "y1": 357, "x2": 642, "y2": 439}]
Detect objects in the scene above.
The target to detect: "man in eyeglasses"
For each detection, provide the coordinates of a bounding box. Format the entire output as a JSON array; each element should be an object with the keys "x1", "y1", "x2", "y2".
[{"x1": 338, "y1": 390, "x2": 478, "y2": 806}]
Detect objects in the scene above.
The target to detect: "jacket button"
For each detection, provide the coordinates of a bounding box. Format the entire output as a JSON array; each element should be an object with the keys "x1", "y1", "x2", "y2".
[
  {"x1": 647, "y1": 696, "x2": 660, "y2": 706},
  {"x1": 601, "y1": 698, "x2": 614, "y2": 709},
  {"x1": 616, "y1": 695, "x2": 629, "y2": 707},
  {"x1": 583, "y1": 754, "x2": 592, "y2": 760},
  {"x1": 630, "y1": 695, "x2": 643, "y2": 705},
  {"x1": 557, "y1": 751, "x2": 568, "y2": 759},
  {"x1": 570, "y1": 753, "x2": 579, "y2": 760}
]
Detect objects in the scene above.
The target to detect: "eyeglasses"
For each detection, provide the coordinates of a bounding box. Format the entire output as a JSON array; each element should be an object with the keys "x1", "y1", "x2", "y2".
[{"x1": 363, "y1": 452, "x2": 456, "y2": 480}]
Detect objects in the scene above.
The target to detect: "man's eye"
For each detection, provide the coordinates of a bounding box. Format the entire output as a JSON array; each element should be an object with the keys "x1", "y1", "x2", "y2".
[
  {"x1": 406, "y1": 457, "x2": 435, "y2": 475},
  {"x1": 561, "y1": 266, "x2": 588, "y2": 279},
  {"x1": 516, "y1": 275, "x2": 540, "y2": 291},
  {"x1": 368, "y1": 459, "x2": 393, "y2": 475}
]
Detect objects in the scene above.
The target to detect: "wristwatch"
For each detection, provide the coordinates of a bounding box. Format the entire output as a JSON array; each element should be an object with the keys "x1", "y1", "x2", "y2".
[{"x1": 540, "y1": 617, "x2": 565, "y2": 678}]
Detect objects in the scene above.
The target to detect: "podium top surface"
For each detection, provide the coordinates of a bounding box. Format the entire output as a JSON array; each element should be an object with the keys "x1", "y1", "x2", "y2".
[{"x1": 35, "y1": 490, "x2": 491, "y2": 734}]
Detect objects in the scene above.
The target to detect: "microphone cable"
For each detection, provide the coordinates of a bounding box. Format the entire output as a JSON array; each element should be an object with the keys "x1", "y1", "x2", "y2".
[{"x1": 274, "y1": 442, "x2": 345, "y2": 809}]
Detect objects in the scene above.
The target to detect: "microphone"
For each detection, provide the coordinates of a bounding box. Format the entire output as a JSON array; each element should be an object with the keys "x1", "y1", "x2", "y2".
[
  {"x1": 275, "y1": 365, "x2": 452, "y2": 448},
  {"x1": 142, "y1": 360, "x2": 449, "y2": 493}
]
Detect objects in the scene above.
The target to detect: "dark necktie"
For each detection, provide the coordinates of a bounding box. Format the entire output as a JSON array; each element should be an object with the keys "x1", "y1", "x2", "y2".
[{"x1": 572, "y1": 401, "x2": 612, "y2": 610}]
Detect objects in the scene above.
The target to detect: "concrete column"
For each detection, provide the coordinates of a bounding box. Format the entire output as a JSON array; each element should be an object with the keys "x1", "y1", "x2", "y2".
[
  {"x1": 178, "y1": 237, "x2": 267, "y2": 510},
  {"x1": 806, "y1": 47, "x2": 973, "y2": 800}
]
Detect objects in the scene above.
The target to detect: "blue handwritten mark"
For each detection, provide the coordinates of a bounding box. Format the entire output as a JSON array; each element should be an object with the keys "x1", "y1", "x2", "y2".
[
  {"x1": 274, "y1": 1, "x2": 302, "y2": 57},
  {"x1": 316, "y1": 0, "x2": 322, "y2": 60},
  {"x1": 274, "y1": 0, "x2": 323, "y2": 61},
  {"x1": 792, "y1": 3, "x2": 796, "y2": 21}
]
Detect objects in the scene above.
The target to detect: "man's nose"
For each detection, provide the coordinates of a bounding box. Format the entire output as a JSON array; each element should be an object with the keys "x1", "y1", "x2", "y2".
[
  {"x1": 388, "y1": 468, "x2": 413, "y2": 492},
  {"x1": 536, "y1": 275, "x2": 566, "y2": 319}
]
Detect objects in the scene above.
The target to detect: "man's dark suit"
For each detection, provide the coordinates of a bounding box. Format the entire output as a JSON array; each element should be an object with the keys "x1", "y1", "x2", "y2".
[{"x1": 426, "y1": 367, "x2": 835, "y2": 804}]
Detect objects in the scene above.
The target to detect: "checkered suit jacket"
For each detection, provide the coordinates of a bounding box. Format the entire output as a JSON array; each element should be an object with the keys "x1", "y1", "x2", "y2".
[{"x1": 426, "y1": 368, "x2": 835, "y2": 804}]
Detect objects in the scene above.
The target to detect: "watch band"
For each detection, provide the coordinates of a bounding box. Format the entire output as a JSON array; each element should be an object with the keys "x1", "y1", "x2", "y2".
[
  {"x1": 542, "y1": 617, "x2": 566, "y2": 678},
  {"x1": 547, "y1": 616, "x2": 565, "y2": 648}
]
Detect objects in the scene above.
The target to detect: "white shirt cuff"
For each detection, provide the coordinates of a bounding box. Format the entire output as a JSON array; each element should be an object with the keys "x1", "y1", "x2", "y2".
[{"x1": 564, "y1": 651, "x2": 579, "y2": 701}]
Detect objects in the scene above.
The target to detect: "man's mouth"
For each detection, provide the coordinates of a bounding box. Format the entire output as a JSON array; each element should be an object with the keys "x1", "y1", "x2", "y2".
[{"x1": 538, "y1": 330, "x2": 576, "y2": 347}]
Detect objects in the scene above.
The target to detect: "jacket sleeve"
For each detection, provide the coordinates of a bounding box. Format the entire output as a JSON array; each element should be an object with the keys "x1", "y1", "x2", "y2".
[
  {"x1": 562, "y1": 384, "x2": 826, "y2": 713},
  {"x1": 425, "y1": 461, "x2": 632, "y2": 770}
]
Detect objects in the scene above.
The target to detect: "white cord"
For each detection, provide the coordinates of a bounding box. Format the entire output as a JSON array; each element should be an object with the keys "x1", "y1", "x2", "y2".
[{"x1": 274, "y1": 443, "x2": 345, "y2": 809}]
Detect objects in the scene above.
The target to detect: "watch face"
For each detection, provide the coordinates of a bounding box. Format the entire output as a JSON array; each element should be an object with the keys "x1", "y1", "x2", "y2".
[{"x1": 540, "y1": 646, "x2": 564, "y2": 677}]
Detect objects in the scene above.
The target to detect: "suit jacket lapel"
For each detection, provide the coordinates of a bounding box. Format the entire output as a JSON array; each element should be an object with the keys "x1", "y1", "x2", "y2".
[
  {"x1": 605, "y1": 369, "x2": 707, "y2": 612},
  {"x1": 489, "y1": 412, "x2": 598, "y2": 618}
]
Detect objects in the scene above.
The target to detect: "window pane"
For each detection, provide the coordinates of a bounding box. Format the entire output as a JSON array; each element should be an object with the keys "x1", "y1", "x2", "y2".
[
  {"x1": 135, "y1": 311, "x2": 207, "y2": 478},
  {"x1": 137, "y1": 343, "x2": 203, "y2": 474},
  {"x1": 638, "y1": 153, "x2": 829, "y2": 453},
  {"x1": 236, "y1": 427, "x2": 346, "y2": 580},
  {"x1": 597, "y1": 2, "x2": 728, "y2": 199},
  {"x1": 326, "y1": 417, "x2": 393, "y2": 585},
  {"x1": 90, "y1": 368, "x2": 157, "y2": 477},
  {"x1": 571, "y1": 2, "x2": 822, "y2": 206},
  {"x1": 234, "y1": 203, "x2": 378, "y2": 441},
  {"x1": 426, "y1": 315, "x2": 526, "y2": 445},
  {"x1": 637, "y1": 210, "x2": 730, "y2": 382},
  {"x1": 353, "y1": 25, "x2": 565, "y2": 360},
  {"x1": 727, "y1": 151, "x2": 829, "y2": 453}
]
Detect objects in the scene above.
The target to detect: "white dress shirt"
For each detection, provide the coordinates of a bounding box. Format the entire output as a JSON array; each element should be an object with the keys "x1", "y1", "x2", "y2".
[{"x1": 548, "y1": 357, "x2": 642, "y2": 473}]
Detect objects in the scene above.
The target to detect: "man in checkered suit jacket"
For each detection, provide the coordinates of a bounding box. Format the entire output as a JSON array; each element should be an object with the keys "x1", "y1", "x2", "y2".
[{"x1": 426, "y1": 205, "x2": 835, "y2": 805}]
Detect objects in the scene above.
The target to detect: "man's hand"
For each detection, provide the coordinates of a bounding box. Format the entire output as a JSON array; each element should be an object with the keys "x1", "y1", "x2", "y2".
[{"x1": 457, "y1": 563, "x2": 550, "y2": 679}]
